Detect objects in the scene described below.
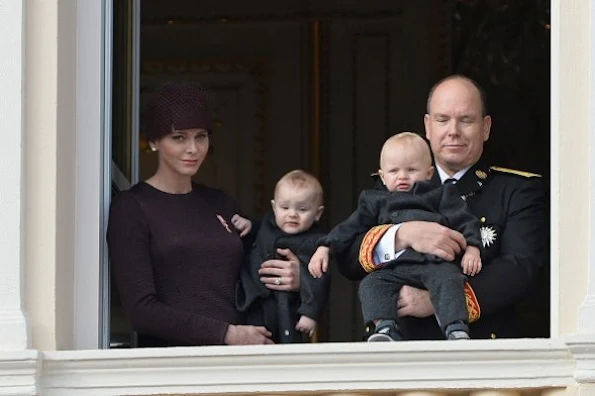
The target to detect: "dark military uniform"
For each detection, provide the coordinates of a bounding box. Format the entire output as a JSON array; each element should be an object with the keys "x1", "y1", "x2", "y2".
[
  {"x1": 337, "y1": 159, "x2": 547, "y2": 339},
  {"x1": 236, "y1": 212, "x2": 330, "y2": 343},
  {"x1": 320, "y1": 182, "x2": 482, "y2": 335}
]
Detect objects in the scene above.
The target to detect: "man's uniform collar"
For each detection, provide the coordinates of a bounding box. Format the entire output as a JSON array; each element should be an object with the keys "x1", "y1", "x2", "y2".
[
  {"x1": 432, "y1": 160, "x2": 491, "y2": 199},
  {"x1": 435, "y1": 165, "x2": 472, "y2": 184}
]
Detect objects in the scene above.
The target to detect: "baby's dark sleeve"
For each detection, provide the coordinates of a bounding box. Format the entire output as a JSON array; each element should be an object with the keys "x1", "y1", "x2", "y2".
[{"x1": 320, "y1": 190, "x2": 383, "y2": 255}]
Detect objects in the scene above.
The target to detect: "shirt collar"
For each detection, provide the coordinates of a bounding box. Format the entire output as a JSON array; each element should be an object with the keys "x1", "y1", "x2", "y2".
[{"x1": 435, "y1": 164, "x2": 472, "y2": 183}]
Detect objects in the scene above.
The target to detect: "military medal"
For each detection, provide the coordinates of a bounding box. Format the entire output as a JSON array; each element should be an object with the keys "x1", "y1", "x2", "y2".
[
  {"x1": 475, "y1": 170, "x2": 487, "y2": 179},
  {"x1": 480, "y1": 225, "x2": 497, "y2": 248}
]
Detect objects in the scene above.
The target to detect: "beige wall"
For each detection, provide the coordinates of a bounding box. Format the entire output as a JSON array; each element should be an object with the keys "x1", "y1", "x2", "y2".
[
  {"x1": 552, "y1": 0, "x2": 590, "y2": 336},
  {"x1": 24, "y1": 0, "x2": 76, "y2": 350},
  {"x1": 19, "y1": 0, "x2": 593, "y2": 350}
]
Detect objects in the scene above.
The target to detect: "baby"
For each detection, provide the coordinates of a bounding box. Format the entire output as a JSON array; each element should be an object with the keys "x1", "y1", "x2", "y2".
[
  {"x1": 234, "y1": 170, "x2": 330, "y2": 342},
  {"x1": 309, "y1": 132, "x2": 482, "y2": 341}
]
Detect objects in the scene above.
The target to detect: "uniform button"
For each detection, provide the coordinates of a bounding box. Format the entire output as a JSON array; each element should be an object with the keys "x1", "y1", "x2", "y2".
[
  {"x1": 480, "y1": 217, "x2": 486, "y2": 223},
  {"x1": 490, "y1": 333, "x2": 497, "y2": 339}
]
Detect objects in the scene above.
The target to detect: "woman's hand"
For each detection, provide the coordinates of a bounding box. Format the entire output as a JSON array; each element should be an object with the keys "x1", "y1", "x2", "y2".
[
  {"x1": 397, "y1": 221, "x2": 467, "y2": 261},
  {"x1": 259, "y1": 248, "x2": 301, "y2": 291},
  {"x1": 224, "y1": 324, "x2": 274, "y2": 345}
]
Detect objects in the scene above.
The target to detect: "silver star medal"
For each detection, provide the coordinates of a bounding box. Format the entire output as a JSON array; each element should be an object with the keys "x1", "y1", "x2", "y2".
[{"x1": 480, "y1": 226, "x2": 497, "y2": 248}]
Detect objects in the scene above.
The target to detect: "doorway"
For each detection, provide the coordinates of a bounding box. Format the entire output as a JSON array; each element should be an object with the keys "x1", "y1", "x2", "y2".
[{"x1": 108, "y1": 0, "x2": 551, "y2": 347}]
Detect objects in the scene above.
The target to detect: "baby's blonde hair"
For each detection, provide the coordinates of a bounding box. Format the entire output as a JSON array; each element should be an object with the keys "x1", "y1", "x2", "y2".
[
  {"x1": 274, "y1": 170, "x2": 324, "y2": 206},
  {"x1": 380, "y1": 132, "x2": 432, "y2": 168}
]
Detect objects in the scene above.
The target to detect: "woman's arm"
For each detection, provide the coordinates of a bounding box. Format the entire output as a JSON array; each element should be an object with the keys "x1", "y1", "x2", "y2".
[{"x1": 259, "y1": 248, "x2": 301, "y2": 291}]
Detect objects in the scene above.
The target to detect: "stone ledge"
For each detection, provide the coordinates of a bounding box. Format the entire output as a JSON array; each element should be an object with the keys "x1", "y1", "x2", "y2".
[
  {"x1": 0, "y1": 339, "x2": 584, "y2": 395},
  {"x1": 564, "y1": 334, "x2": 595, "y2": 382},
  {"x1": 0, "y1": 350, "x2": 40, "y2": 396},
  {"x1": 38, "y1": 339, "x2": 573, "y2": 396}
]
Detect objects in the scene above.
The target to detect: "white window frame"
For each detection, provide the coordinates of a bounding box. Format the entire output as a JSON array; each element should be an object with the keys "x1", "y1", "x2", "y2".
[
  {"x1": 73, "y1": 0, "x2": 572, "y2": 349},
  {"x1": 73, "y1": 0, "x2": 111, "y2": 349}
]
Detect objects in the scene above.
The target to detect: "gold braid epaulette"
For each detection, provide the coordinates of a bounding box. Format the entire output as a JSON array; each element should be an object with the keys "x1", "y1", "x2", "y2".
[
  {"x1": 465, "y1": 282, "x2": 481, "y2": 323},
  {"x1": 359, "y1": 224, "x2": 392, "y2": 273},
  {"x1": 490, "y1": 166, "x2": 541, "y2": 178}
]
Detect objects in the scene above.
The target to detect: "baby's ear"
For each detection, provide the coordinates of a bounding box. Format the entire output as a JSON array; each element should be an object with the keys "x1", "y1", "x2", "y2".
[
  {"x1": 377, "y1": 169, "x2": 386, "y2": 185},
  {"x1": 315, "y1": 205, "x2": 324, "y2": 221},
  {"x1": 427, "y1": 166, "x2": 435, "y2": 180}
]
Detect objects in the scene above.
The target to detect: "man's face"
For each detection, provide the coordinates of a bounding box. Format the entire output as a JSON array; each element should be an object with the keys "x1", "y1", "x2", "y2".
[{"x1": 424, "y1": 78, "x2": 492, "y2": 175}]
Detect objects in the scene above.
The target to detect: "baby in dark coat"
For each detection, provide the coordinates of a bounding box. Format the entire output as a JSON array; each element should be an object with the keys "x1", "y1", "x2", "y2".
[
  {"x1": 309, "y1": 132, "x2": 482, "y2": 341},
  {"x1": 233, "y1": 170, "x2": 330, "y2": 342}
]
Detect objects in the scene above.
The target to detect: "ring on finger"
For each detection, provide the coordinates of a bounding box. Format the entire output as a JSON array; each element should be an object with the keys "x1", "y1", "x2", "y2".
[{"x1": 275, "y1": 277, "x2": 283, "y2": 286}]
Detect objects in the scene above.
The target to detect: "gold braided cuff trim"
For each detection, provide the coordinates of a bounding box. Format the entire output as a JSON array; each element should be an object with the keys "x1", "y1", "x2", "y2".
[
  {"x1": 359, "y1": 224, "x2": 393, "y2": 273},
  {"x1": 465, "y1": 282, "x2": 481, "y2": 323}
]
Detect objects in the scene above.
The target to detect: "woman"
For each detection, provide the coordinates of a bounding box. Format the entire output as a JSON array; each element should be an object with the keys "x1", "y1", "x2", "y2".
[{"x1": 107, "y1": 83, "x2": 300, "y2": 346}]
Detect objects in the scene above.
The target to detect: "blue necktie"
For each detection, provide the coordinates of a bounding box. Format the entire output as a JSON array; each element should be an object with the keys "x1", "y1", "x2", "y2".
[{"x1": 443, "y1": 178, "x2": 457, "y2": 185}]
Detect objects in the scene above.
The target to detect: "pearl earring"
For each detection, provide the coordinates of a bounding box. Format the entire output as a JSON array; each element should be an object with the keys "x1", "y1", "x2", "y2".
[{"x1": 150, "y1": 146, "x2": 157, "y2": 152}]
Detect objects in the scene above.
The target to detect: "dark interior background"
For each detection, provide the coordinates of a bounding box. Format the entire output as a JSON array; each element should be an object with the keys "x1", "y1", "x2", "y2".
[{"x1": 109, "y1": 0, "x2": 551, "y2": 346}]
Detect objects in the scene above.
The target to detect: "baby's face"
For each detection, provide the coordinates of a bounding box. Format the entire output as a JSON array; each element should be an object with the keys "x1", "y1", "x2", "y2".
[
  {"x1": 271, "y1": 185, "x2": 323, "y2": 234},
  {"x1": 379, "y1": 142, "x2": 434, "y2": 192}
]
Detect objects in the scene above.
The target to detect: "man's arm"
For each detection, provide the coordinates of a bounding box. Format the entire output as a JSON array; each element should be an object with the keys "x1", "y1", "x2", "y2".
[
  {"x1": 336, "y1": 218, "x2": 468, "y2": 281},
  {"x1": 466, "y1": 177, "x2": 547, "y2": 317},
  {"x1": 396, "y1": 178, "x2": 546, "y2": 322},
  {"x1": 333, "y1": 230, "x2": 370, "y2": 281}
]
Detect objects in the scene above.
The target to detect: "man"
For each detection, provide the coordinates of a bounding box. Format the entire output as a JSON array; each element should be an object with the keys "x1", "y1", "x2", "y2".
[{"x1": 338, "y1": 75, "x2": 547, "y2": 339}]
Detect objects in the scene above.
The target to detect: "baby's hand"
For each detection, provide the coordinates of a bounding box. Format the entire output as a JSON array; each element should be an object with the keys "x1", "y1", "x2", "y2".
[
  {"x1": 295, "y1": 315, "x2": 317, "y2": 337},
  {"x1": 308, "y1": 246, "x2": 330, "y2": 278},
  {"x1": 231, "y1": 214, "x2": 252, "y2": 237},
  {"x1": 461, "y1": 246, "x2": 482, "y2": 276}
]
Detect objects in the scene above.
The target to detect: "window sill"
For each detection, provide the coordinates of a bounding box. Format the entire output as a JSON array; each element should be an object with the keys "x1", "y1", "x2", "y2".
[{"x1": 32, "y1": 338, "x2": 578, "y2": 395}]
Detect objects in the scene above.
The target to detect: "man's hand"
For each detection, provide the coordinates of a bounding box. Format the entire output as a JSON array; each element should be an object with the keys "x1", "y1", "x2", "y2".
[
  {"x1": 396, "y1": 221, "x2": 467, "y2": 261},
  {"x1": 461, "y1": 245, "x2": 482, "y2": 276},
  {"x1": 231, "y1": 214, "x2": 252, "y2": 237},
  {"x1": 259, "y1": 248, "x2": 301, "y2": 291},
  {"x1": 308, "y1": 246, "x2": 330, "y2": 278},
  {"x1": 224, "y1": 324, "x2": 274, "y2": 345},
  {"x1": 397, "y1": 285, "x2": 435, "y2": 318}
]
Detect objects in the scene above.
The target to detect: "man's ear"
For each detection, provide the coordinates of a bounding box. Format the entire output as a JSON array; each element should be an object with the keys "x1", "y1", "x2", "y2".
[
  {"x1": 377, "y1": 169, "x2": 386, "y2": 185},
  {"x1": 424, "y1": 113, "x2": 431, "y2": 139},
  {"x1": 270, "y1": 200, "x2": 276, "y2": 211},
  {"x1": 315, "y1": 205, "x2": 324, "y2": 221},
  {"x1": 483, "y1": 115, "x2": 492, "y2": 142}
]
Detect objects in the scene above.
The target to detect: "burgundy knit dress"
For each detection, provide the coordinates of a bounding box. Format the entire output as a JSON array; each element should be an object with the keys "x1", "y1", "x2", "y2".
[{"x1": 107, "y1": 182, "x2": 244, "y2": 346}]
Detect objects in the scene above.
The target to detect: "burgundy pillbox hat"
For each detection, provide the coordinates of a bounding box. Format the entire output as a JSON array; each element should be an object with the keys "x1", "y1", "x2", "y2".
[{"x1": 145, "y1": 82, "x2": 213, "y2": 142}]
